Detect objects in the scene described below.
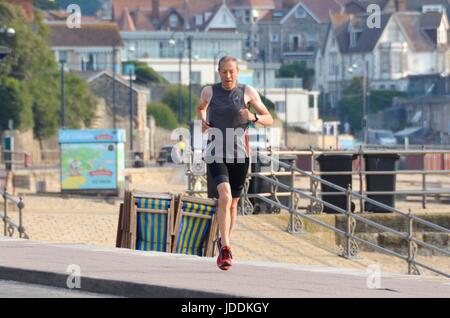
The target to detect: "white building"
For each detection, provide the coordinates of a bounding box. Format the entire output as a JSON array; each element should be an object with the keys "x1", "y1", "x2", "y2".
[{"x1": 315, "y1": 9, "x2": 450, "y2": 107}]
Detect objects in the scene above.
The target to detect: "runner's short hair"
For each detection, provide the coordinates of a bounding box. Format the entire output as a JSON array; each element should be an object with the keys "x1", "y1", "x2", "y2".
[{"x1": 218, "y1": 56, "x2": 239, "y2": 71}]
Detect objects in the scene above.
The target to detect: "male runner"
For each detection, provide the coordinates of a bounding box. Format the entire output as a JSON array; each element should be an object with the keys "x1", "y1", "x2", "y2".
[{"x1": 197, "y1": 56, "x2": 273, "y2": 270}]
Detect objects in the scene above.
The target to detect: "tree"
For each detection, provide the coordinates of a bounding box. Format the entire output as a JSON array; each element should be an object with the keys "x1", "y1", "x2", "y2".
[
  {"x1": 127, "y1": 61, "x2": 168, "y2": 85},
  {"x1": 0, "y1": 77, "x2": 33, "y2": 131},
  {"x1": 162, "y1": 85, "x2": 199, "y2": 125},
  {"x1": 260, "y1": 95, "x2": 278, "y2": 119},
  {"x1": 339, "y1": 78, "x2": 407, "y2": 132},
  {"x1": 0, "y1": 4, "x2": 97, "y2": 139},
  {"x1": 277, "y1": 61, "x2": 315, "y2": 90},
  {"x1": 147, "y1": 102, "x2": 178, "y2": 130}
]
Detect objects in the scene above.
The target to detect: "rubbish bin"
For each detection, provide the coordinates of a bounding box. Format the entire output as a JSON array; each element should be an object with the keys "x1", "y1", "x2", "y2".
[
  {"x1": 316, "y1": 154, "x2": 357, "y2": 213},
  {"x1": 250, "y1": 156, "x2": 295, "y2": 214},
  {"x1": 364, "y1": 154, "x2": 400, "y2": 213}
]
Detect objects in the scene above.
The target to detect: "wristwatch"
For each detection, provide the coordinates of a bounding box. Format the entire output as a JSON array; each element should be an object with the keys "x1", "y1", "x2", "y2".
[{"x1": 252, "y1": 113, "x2": 259, "y2": 123}]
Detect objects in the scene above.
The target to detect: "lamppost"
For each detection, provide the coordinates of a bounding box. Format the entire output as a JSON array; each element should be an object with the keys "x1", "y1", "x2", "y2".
[
  {"x1": 284, "y1": 84, "x2": 288, "y2": 148},
  {"x1": 260, "y1": 48, "x2": 267, "y2": 98},
  {"x1": 59, "y1": 54, "x2": 66, "y2": 129},
  {"x1": 112, "y1": 45, "x2": 117, "y2": 129},
  {"x1": 128, "y1": 46, "x2": 136, "y2": 152},
  {"x1": 169, "y1": 38, "x2": 185, "y2": 124},
  {"x1": 169, "y1": 33, "x2": 194, "y2": 130},
  {"x1": 348, "y1": 60, "x2": 370, "y2": 145},
  {"x1": 213, "y1": 50, "x2": 229, "y2": 83}
]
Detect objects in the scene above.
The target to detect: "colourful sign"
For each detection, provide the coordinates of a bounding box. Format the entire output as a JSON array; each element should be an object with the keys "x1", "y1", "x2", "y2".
[{"x1": 59, "y1": 130, "x2": 126, "y2": 191}]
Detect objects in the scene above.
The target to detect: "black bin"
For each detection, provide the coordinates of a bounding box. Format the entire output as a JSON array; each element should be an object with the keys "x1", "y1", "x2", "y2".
[
  {"x1": 317, "y1": 154, "x2": 357, "y2": 213},
  {"x1": 364, "y1": 154, "x2": 400, "y2": 213}
]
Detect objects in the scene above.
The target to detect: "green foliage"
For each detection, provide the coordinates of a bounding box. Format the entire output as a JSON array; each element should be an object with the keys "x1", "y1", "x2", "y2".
[
  {"x1": 339, "y1": 77, "x2": 407, "y2": 132},
  {"x1": 64, "y1": 73, "x2": 98, "y2": 129},
  {"x1": 147, "y1": 102, "x2": 178, "y2": 130},
  {"x1": 277, "y1": 62, "x2": 315, "y2": 89},
  {"x1": 0, "y1": 4, "x2": 97, "y2": 138},
  {"x1": 127, "y1": 61, "x2": 168, "y2": 85},
  {"x1": 259, "y1": 95, "x2": 278, "y2": 119},
  {"x1": 0, "y1": 77, "x2": 33, "y2": 131},
  {"x1": 162, "y1": 85, "x2": 199, "y2": 124}
]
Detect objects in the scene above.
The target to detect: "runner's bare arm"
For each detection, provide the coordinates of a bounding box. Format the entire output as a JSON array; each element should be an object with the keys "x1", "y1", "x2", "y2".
[
  {"x1": 243, "y1": 86, "x2": 273, "y2": 127},
  {"x1": 197, "y1": 86, "x2": 213, "y2": 132}
]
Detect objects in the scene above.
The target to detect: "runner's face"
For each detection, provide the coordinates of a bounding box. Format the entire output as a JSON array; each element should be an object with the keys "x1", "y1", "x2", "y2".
[{"x1": 219, "y1": 61, "x2": 239, "y2": 90}]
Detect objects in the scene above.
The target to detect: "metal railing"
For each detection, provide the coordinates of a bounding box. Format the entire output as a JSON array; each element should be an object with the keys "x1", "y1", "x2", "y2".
[
  {"x1": 185, "y1": 149, "x2": 450, "y2": 278},
  {"x1": 1, "y1": 189, "x2": 28, "y2": 239},
  {"x1": 278, "y1": 147, "x2": 450, "y2": 211}
]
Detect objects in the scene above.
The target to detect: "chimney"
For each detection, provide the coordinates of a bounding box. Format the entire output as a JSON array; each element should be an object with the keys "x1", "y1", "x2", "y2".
[
  {"x1": 395, "y1": 0, "x2": 406, "y2": 12},
  {"x1": 151, "y1": 0, "x2": 160, "y2": 20}
]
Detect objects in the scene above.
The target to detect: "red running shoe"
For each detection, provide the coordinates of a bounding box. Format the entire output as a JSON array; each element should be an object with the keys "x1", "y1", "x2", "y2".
[{"x1": 217, "y1": 246, "x2": 233, "y2": 271}]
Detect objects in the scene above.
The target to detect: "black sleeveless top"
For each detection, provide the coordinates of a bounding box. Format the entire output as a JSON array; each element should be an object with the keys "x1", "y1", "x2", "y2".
[{"x1": 205, "y1": 83, "x2": 249, "y2": 161}]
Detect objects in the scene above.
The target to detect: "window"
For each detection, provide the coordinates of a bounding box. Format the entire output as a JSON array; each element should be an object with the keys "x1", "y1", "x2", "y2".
[
  {"x1": 195, "y1": 15, "x2": 203, "y2": 26},
  {"x1": 222, "y1": 13, "x2": 228, "y2": 24},
  {"x1": 329, "y1": 53, "x2": 337, "y2": 75},
  {"x1": 160, "y1": 72, "x2": 181, "y2": 84},
  {"x1": 381, "y1": 51, "x2": 390, "y2": 74},
  {"x1": 191, "y1": 72, "x2": 201, "y2": 84},
  {"x1": 271, "y1": 33, "x2": 279, "y2": 42},
  {"x1": 392, "y1": 52, "x2": 402, "y2": 73},
  {"x1": 169, "y1": 14, "x2": 179, "y2": 28},
  {"x1": 295, "y1": 6, "x2": 306, "y2": 18},
  {"x1": 244, "y1": 10, "x2": 251, "y2": 23}
]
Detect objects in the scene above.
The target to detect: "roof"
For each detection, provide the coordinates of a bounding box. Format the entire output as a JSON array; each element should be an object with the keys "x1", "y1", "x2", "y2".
[
  {"x1": 81, "y1": 70, "x2": 149, "y2": 93},
  {"x1": 395, "y1": 12, "x2": 444, "y2": 51},
  {"x1": 329, "y1": 10, "x2": 447, "y2": 54},
  {"x1": 49, "y1": 23, "x2": 123, "y2": 48},
  {"x1": 330, "y1": 13, "x2": 392, "y2": 53},
  {"x1": 6, "y1": 0, "x2": 34, "y2": 21},
  {"x1": 112, "y1": 0, "x2": 282, "y2": 31}
]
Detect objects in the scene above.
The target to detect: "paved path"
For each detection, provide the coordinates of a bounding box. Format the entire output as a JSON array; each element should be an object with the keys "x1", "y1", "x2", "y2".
[
  {"x1": 0, "y1": 238, "x2": 448, "y2": 298},
  {"x1": 0, "y1": 280, "x2": 114, "y2": 298}
]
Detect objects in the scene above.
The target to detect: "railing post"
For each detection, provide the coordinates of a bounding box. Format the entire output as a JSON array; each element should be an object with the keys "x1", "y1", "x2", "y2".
[
  {"x1": 310, "y1": 147, "x2": 315, "y2": 210},
  {"x1": 359, "y1": 146, "x2": 364, "y2": 214},
  {"x1": 345, "y1": 184, "x2": 353, "y2": 259},
  {"x1": 407, "y1": 209, "x2": 420, "y2": 275},
  {"x1": 18, "y1": 196, "x2": 24, "y2": 239},
  {"x1": 3, "y1": 190, "x2": 7, "y2": 237},
  {"x1": 290, "y1": 160, "x2": 295, "y2": 233},
  {"x1": 422, "y1": 146, "x2": 427, "y2": 209}
]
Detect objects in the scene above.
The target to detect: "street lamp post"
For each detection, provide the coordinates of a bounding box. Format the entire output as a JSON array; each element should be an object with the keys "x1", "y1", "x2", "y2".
[
  {"x1": 60, "y1": 58, "x2": 66, "y2": 129},
  {"x1": 112, "y1": 45, "x2": 117, "y2": 129},
  {"x1": 169, "y1": 33, "x2": 194, "y2": 128},
  {"x1": 422, "y1": 83, "x2": 436, "y2": 148},
  {"x1": 348, "y1": 60, "x2": 370, "y2": 145},
  {"x1": 284, "y1": 84, "x2": 288, "y2": 148},
  {"x1": 128, "y1": 47, "x2": 136, "y2": 152},
  {"x1": 261, "y1": 49, "x2": 267, "y2": 98}
]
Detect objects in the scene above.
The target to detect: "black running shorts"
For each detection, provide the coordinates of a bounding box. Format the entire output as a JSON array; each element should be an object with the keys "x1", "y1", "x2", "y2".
[{"x1": 207, "y1": 158, "x2": 250, "y2": 198}]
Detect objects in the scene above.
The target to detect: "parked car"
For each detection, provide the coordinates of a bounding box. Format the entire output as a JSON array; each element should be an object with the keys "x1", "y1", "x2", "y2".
[{"x1": 367, "y1": 129, "x2": 397, "y2": 146}]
